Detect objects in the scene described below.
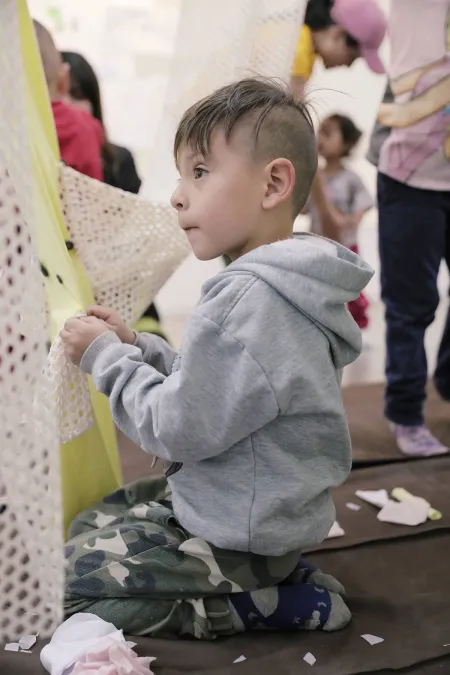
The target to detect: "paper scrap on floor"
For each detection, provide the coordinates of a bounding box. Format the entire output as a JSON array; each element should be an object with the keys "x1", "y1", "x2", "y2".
[
  {"x1": 377, "y1": 497, "x2": 429, "y2": 526},
  {"x1": 361, "y1": 634, "x2": 384, "y2": 646},
  {"x1": 19, "y1": 635, "x2": 38, "y2": 650},
  {"x1": 40, "y1": 613, "x2": 156, "y2": 675},
  {"x1": 392, "y1": 487, "x2": 442, "y2": 520},
  {"x1": 3, "y1": 635, "x2": 38, "y2": 653},
  {"x1": 233, "y1": 655, "x2": 247, "y2": 663},
  {"x1": 304, "y1": 652, "x2": 316, "y2": 666},
  {"x1": 327, "y1": 521, "x2": 344, "y2": 538},
  {"x1": 71, "y1": 640, "x2": 156, "y2": 675},
  {"x1": 346, "y1": 502, "x2": 361, "y2": 511},
  {"x1": 355, "y1": 489, "x2": 389, "y2": 509}
]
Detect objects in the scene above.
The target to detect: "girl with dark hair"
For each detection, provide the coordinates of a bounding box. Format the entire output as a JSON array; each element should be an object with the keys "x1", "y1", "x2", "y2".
[
  {"x1": 307, "y1": 113, "x2": 373, "y2": 328},
  {"x1": 62, "y1": 51, "x2": 163, "y2": 333},
  {"x1": 61, "y1": 51, "x2": 142, "y2": 194}
]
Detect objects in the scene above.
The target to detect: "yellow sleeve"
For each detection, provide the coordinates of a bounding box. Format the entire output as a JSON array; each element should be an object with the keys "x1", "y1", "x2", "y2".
[{"x1": 292, "y1": 25, "x2": 316, "y2": 81}]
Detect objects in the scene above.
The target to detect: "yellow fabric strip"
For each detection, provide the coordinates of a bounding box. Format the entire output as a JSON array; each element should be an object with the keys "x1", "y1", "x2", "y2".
[
  {"x1": 292, "y1": 25, "x2": 316, "y2": 81},
  {"x1": 17, "y1": 0, "x2": 121, "y2": 535}
]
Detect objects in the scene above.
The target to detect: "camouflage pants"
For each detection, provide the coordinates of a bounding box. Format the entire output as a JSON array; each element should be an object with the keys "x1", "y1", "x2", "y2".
[{"x1": 64, "y1": 476, "x2": 301, "y2": 639}]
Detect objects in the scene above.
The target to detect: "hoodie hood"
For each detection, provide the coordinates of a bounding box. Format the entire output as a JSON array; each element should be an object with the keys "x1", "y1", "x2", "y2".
[{"x1": 222, "y1": 233, "x2": 374, "y2": 369}]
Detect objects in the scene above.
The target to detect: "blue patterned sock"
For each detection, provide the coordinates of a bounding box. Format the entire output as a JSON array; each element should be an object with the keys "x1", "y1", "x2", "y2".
[
  {"x1": 229, "y1": 583, "x2": 350, "y2": 632},
  {"x1": 283, "y1": 558, "x2": 346, "y2": 596}
]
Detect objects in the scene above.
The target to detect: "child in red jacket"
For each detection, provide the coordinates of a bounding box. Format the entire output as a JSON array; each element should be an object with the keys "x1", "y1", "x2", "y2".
[{"x1": 33, "y1": 20, "x2": 103, "y2": 181}]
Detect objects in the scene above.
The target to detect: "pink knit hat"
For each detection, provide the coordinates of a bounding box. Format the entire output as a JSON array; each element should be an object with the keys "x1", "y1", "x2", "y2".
[{"x1": 331, "y1": 0, "x2": 387, "y2": 74}]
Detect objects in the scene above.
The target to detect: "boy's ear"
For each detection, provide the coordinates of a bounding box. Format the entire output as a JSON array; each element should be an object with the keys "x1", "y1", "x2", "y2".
[
  {"x1": 56, "y1": 61, "x2": 70, "y2": 98},
  {"x1": 262, "y1": 158, "x2": 295, "y2": 211}
]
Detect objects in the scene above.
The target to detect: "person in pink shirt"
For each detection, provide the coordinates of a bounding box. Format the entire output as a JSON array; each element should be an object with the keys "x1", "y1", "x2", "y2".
[{"x1": 377, "y1": 0, "x2": 450, "y2": 456}]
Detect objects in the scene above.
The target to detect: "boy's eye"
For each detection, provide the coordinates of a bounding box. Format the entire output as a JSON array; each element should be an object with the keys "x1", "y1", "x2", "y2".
[{"x1": 193, "y1": 167, "x2": 207, "y2": 179}]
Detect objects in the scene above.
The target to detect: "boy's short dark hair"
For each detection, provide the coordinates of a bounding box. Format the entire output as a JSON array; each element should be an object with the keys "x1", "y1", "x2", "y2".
[
  {"x1": 327, "y1": 114, "x2": 362, "y2": 155},
  {"x1": 174, "y1": 78, "x2": 318, "y2": 216}
]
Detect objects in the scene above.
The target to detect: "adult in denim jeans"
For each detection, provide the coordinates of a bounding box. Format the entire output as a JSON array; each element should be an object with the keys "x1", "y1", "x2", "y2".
[{"x1": 373, "y1": 1, "x2": 450, "y2": 456}]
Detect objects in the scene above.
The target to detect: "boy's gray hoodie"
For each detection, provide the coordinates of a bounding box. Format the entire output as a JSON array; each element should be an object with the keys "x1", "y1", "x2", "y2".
[{"x1": 81, "y1": 234, "x2": 373, "y2": 556}]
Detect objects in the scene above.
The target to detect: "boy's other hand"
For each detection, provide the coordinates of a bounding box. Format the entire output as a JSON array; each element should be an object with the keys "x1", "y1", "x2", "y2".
[
  {"x1": 60, "y1": 316, "x2": 111, "y2": 366},
  {"x1": 87, "y1": 305, "x2": 135, "y2": 345}
]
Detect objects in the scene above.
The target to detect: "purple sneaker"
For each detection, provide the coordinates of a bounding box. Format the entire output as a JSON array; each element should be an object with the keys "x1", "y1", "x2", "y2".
[{"x1": 390, "y1": 423, "x2": 449, "y2": 457}]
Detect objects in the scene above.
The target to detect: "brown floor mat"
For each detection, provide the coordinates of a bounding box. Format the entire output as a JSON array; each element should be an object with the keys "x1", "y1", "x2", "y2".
[
  {"x1": 135, "y1": 530, "x2": 448, "y2": 675},
  {"x1": 8, "y1": 531, "x2": 449, "y2": 675},
  {"x1": 314, "y1": 455, "x2": 450, "y2": 551},
  {"x1": 344, "y1": 383, "x2": 450, "y2": 466},
  {"x1": 4, "y1": 459, "x2": 450, "y2": 675},
  {"x1": 3, "y1": 390, "x2": 449, "y2": 674}
]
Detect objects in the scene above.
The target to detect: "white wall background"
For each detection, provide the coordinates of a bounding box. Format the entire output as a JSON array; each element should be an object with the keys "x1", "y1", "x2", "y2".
[{"x1": 29, "y1": 0, "x2": 448, "y2": 317}]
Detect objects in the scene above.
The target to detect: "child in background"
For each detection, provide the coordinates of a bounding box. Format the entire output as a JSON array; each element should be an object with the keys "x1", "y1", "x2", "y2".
[
  {"x1": 309, "y1": 114, "x2": 373, "y2": 329},
  {"x1": 60, "y1": 79, "x2": 372, "y2": 639},
  {"x1": 291, "y1": 0, "x2": 386, "y2": 98},
  {"x1": 61, "y1": 51, "x2": 142, "y2": 195},
  {"x1": 33, "y1": 21, "x2": 104, "y2": 181},
  {"x1": 291, "y1": 0, "x2": 385, "y2": 243}
]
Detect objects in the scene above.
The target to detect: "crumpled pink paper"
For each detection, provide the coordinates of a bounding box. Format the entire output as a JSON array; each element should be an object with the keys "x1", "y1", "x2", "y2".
[{"x1": 71, "y1": 638, "x2": 155, "y2": 675}]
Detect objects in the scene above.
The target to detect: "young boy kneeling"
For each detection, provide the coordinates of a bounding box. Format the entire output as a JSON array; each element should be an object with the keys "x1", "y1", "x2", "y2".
[{"x1": 61, "y1": 78, "x2": 373, "y2": 639}]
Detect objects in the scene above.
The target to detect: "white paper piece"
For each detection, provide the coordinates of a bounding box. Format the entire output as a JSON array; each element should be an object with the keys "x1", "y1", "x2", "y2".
[
  {"x1": 233, "y1": 655, "x2": 247, "y2": 663},
  {"x1": 327, "y1": 521, "x2": 345, "y2": 538},
  {"x1": 377, "y1": 498, "x2": 428, "y2": 526},
  {"x1": 18, "y1": 635, "x2": 37, "y2": 651},
  {"x1": 346, "y1": 502, "x2": 361, "y2": 511},
  {"x1": 40, "y1": 613, "x2": 127, "y2": 675},
  {"x1": 356, "y1": 489, "x2": 389, "y2": 509},
  {"x1": 21, "y1": 650, "x2": 33, "y2": 654},
  {"x1": 304, "y1": 652, "x2": 316, "y2": 666},
  {"x1": 5, "y1": 643, "x2": 20, "y2": 651},
  {"x1": 361, "y1": 634, "x2": 384, "y2": 646}
]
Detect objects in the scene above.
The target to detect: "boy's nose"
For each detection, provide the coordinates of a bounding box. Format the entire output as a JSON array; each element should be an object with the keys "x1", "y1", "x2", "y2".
[{"x1": 170, "y1": 184, "x2": 187, "y2": 211}]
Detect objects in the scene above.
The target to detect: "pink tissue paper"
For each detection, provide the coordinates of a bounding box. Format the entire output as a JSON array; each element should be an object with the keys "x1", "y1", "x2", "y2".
[{"x1": 71, "y1": 638, "x2": 155, "y2": 675}]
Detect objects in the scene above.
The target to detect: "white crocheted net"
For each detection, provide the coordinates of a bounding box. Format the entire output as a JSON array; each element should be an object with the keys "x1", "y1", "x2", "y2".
[
  {"x1": 60, "y1": 166, "x2": 191, "y2": 327},
  {"x1": 52, "y1": 164, "x2": 191, "y2": 446},
  {"x1": 46, "y1": 334, "x2": 94, "y2": 444},
  {"x1": 0, "y1": 0, "x2": 64, "y2": 642}
]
